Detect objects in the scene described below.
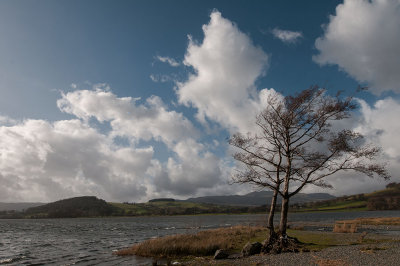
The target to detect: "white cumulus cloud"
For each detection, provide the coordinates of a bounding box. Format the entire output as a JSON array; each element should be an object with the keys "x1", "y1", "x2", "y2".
[
  {"x1": 0, "y1": 118, "x2": 152, "y2": 202},
  {"x1": 151, "y1": 139, "x2": 223, "y2": 195},
  {"x1": 314, "y1": 0, "x2": 400, "y2": 94},
  {"x1": 355, "y1": 97, "x2": 400, "y2": 160},
  {"x1": 57, "y1": 88, "x2": 198, "y2": 147},
  {"x1": 155, "y1": 55, "x2": 180, "y2": 67},
  {"x1": 271, "y1": 28, "x2": 303, "y2": 44},
  {"x1": 150, "y1": 74, "x2": 174, "y2": 83},
  {"x1": 0, "y1": 87, "x2": 230, "y2": 202},
  {"x1": 177, "y1": 11, "x2": 271, "y2": 133}
]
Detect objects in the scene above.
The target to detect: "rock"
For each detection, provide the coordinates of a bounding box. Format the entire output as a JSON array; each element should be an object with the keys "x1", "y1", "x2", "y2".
[
  {"x1": 241, "y1": 241, "x2": 262, "y2": 257},
  {"x1": 227, "y1": 253, "x2": 242, "y2": 259},
  {"x1": 214, "y1": 249, "x2": 229, "y2": 260}
]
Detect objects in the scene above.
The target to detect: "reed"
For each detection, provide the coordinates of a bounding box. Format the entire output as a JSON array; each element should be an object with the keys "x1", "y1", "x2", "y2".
[
  {"x1": 115, "y1": 225, "x2": 267, "y2": 258},
  {"x1": 337, "y1": 217, "x2": 400, "y2": 226}
]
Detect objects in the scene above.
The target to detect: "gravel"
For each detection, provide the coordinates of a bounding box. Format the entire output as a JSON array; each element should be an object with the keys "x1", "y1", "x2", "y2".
[{"x1": 184, "y1": 234, "x2": 400, "y2": 266}]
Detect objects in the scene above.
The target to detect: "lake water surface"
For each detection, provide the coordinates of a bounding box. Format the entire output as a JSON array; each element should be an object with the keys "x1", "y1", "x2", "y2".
[{"x1": 1, "y1": 210, "x2": 400, "y2": 265}]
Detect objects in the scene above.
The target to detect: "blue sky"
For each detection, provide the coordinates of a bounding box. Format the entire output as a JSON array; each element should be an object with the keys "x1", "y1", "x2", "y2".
[
  {"x1": 0, "y1": 0, "x2": 399, "y2": 202},
  {"x1": 0, "y1": 0, "x2": 361, "y2": 120}
]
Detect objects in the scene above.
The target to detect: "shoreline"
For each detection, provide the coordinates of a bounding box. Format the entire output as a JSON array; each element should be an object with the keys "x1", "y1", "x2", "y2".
[{"x1": 116, "y1": 218, "x2": 400, "y2": 265}]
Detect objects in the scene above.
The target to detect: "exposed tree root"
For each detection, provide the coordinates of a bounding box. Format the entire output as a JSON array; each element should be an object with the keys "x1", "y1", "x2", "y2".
[{"x1": 261, "y1": 233, "x2": 302, "y2": 254}]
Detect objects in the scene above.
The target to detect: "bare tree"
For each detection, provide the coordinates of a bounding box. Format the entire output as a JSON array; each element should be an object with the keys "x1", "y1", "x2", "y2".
[{"x1": 229, "y1": 87, "x2": 389, "y2": 251}]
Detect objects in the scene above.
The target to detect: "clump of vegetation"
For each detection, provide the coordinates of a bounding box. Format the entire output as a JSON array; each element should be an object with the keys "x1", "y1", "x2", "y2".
[{"x1": 115, "y1": 226, "x2": 267, "y2": 258}]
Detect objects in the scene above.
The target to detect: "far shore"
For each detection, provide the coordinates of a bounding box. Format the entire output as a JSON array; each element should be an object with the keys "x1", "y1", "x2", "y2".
[{"x1": 2, "y1": 208, "x2": 400, "y2": 219}]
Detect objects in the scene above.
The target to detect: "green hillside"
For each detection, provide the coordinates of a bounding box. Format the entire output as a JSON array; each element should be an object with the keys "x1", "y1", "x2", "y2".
[
  {"x1": 23, "y1": 196, "x2": 118, "y2": 218},
  {"x1": 292, "y1": 182, "x2": 400, "y2": 212}
]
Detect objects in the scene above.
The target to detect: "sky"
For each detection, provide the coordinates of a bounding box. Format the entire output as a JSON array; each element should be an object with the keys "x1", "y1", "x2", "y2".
[{"x1": 1, "y1": 0, "x2": 400, "y2": 203}]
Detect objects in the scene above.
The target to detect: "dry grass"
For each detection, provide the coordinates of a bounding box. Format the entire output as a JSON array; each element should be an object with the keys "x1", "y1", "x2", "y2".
[
  {"x1": 337, "y1": 217, "x2": 400, "y2": 226},
  {"x1": 115, "y1": 225, "x2": 267, "y2": 258},
  {"x1": 333, "y1": 222, "x2": 358, "y2": 233},
  {"x1": 360, "y1": 245, "x2": 388, "y2": 254}
]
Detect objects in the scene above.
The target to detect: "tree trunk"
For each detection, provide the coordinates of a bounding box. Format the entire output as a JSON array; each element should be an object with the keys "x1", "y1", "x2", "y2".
[
  {"x1": 262, "y1": 194, "x2": 300, "y2": 254},
  {"x1": 279, "y1": 170, "x2": 290, "y2": 237},
  {"x1": 267, "y1": 189, "x2": 278, "y2": 236},
  {"x1": 279, "y1": 195, "x2": 289, "y2": 236}
]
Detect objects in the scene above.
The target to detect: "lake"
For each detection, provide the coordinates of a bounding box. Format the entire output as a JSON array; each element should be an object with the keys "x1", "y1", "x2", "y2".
[{"x1": 1, "y1": 210, "x2": 400, "y2": 265}]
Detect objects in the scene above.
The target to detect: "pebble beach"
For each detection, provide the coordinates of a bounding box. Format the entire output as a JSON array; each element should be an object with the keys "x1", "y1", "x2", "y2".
[{"x1": 185, "y1": 231, "x2": 400, "y2": 266}]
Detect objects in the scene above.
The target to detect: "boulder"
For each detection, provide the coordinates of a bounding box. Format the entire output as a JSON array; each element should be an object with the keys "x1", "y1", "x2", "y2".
[
  {"x1": 241, "y1": 241, "x2": 262, "y2": 257},
  {"x1": 213, "y1": 249, "x2": 229, "y2": 260}
]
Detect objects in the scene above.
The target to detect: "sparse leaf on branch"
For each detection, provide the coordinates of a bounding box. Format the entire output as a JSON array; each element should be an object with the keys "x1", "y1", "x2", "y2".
[{"x1": 229, "y1": 86, "x2": 390, "y2": 250}]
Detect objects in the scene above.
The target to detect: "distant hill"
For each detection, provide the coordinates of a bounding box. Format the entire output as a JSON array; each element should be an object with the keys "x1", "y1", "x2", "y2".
[
  {"x1": 2, "y1": 184, "x2": 398, "y2": 219},
  {"x1": 0, "y1": 202, "x2": 44, "y2": 212},
  {"x1": 185, "y1": 191, "x2": 335, "y2": 206},
  {"x1": 24, "y1": 196, "x2": 118, "y2": 218}
]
